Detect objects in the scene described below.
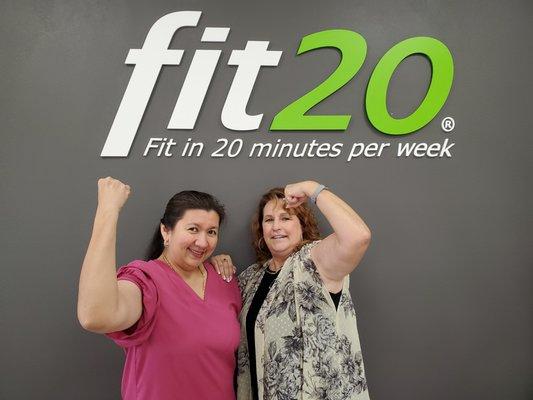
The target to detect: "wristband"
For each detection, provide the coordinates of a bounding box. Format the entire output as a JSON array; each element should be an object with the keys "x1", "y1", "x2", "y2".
[{"x1": 310, "y1": 184, "x2": 328, "y2": 204}]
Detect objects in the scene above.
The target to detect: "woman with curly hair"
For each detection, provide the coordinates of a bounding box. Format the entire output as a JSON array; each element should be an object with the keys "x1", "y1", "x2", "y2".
[{"x1": 212, "y1": 180, "x2": 371, "y2": 400}]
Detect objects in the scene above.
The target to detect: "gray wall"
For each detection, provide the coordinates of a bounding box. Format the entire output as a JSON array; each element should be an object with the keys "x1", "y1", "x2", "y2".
[{"x1": 2, "y1": 0, "x2": 532, "y2": 399}]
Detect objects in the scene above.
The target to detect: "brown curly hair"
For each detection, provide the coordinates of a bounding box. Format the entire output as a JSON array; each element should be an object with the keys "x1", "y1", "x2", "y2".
[{"x1": 251, "y1": 187, "x2": 321, "y2": 265}]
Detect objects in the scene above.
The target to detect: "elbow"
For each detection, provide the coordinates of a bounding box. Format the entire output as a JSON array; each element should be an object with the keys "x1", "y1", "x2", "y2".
[
  {"x1": 78, "y1": 318, "x2": 97, "y2": 333},
  {"x1": 336, "y1": 228, "x2": 371, "y2": 262},
  {"x1": 337, "y1": 226, "x2": 371, "y2": 253},
  {"x1": 77, "y1": 312, "x2": 100, "y2": 333},
  {"x1": 77, "y1": 308, "x2": 110, "y2": 333},
  {"x1": 347, "y1": 225, "x2": 371, "y2": 250},
  {"x1": 359, "y1": 226, "x2": 371, "y2": 248}
]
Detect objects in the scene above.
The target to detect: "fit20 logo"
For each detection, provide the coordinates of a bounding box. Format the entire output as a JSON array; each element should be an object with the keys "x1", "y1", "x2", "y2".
[{"x1": 101, "y1": 11, "x2": 454, "y2": 157}]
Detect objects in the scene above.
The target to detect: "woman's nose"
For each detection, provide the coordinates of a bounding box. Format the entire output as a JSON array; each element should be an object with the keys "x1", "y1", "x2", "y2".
[{"x1": 195, "y1": 232, "x2": 209, "y2": 247}]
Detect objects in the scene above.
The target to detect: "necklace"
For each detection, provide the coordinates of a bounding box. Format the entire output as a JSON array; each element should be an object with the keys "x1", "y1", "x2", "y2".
[
  {"x1": 266, "y1": 260, "x2": 282, "y2": 274},
  {"x1": 161, "y1": 253, "x2": 207, "y2": 298},
  {"x1": 264, "y1": 263, "x2": 280, "y2": 289}
]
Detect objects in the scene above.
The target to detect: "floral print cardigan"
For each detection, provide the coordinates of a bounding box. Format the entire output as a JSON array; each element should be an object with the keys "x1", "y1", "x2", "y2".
[{"x1": 236, "y1": 241, "x2": 370, "y2": 400}]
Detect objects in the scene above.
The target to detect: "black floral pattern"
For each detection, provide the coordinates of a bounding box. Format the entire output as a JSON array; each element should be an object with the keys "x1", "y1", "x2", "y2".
[
  {"x1": 262, "y1": 334, "x2": 303, "y2": 400},
  {"x1": 236, "y1": 242, "x2": 369, "y2": 400},
  {"x1": 340, "y1": 291, "x2": 357, "y2": 319},
  {"x1": 266, "y1": 269, "x2": 297, "y2": 322},
  {"x1": 237, "y1": 339, "x2": 250, "y2": 375}
]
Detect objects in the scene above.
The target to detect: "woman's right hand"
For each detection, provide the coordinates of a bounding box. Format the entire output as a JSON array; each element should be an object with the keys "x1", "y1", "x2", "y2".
[
  {"x1": 210, "y1": 254, "x2": 237, "y2": 282},
  {"x1": 78, "y1": 176, "x2": 139, "y2": 334},
  {"x1": 97, "y1": 177, "x2": 131, "y2": 213}
]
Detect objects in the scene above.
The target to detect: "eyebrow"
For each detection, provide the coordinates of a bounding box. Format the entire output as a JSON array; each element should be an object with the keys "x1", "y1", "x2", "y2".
[
  {"x1": 263, "y1": 212, "x2": 292, "y2": 218},
  {"x1": 185, "y1": 223, "x2": 219, "y2": 229}
]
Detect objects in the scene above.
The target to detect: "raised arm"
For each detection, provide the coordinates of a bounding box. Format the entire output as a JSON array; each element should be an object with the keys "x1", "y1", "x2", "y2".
[
  {"x1": 77, "y1": 177, "x2": 142, "y2": 333},
  {"x1": 284, "y1": 181, "x2": 371, "y2": 292}
]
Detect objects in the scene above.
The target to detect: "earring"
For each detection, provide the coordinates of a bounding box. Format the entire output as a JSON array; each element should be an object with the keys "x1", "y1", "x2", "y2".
[{"x1": 258, "y1": 237, "x2": 266, "y2": 250}]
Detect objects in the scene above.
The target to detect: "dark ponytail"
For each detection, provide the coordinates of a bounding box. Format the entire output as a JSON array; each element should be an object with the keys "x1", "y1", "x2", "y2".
[
  {"x1": 145, "y1": 225, "x2": 165, "y2": 262},
  {"x1": 145, "y1": 191, "x2": 225, "y2": 261}
]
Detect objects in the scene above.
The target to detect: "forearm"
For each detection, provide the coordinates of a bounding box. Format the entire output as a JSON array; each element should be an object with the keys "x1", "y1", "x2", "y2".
[
  {"x1": 314, "y1": 187, "x2": 371, "y2": 248},
  {"x1": 77, "y1": 207, "x2": 121, "y2": 330}
]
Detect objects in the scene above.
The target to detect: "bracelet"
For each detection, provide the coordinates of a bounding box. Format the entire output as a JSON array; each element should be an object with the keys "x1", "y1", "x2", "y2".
[{"x1": 310, "y1": 184, "x2": 328, "y2": 204}]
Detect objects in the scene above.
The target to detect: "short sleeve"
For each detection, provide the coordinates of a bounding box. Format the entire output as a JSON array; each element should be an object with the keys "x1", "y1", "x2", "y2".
[
  {"x1": 229, "y1": 277, "x2": 242, "y2": 314},
  {"x1": 297, "y1": 240, "x2": 320, "y2": 261},
  {"x1": 295, "y1": 241, "x2": 323, "y2": 281},
  {"x1": 106, "y1": 262, "x2": 159, "y2": 347}
]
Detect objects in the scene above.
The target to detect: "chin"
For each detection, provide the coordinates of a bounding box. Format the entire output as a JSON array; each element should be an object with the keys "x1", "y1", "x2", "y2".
[
  {"x1": 269, "y1": 247, "x2": 291, "y2": 258},
  {"x1": 183, "y1": 257, "x2": 204, "y2": 269}
]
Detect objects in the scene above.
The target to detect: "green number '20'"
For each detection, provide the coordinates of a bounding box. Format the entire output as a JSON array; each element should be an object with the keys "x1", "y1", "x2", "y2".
[{"x1": 270, "y1": 31, "x2": 454, "y2": 135}]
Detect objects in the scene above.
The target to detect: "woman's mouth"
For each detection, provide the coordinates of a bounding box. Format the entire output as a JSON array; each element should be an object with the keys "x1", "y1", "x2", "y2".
[
  {"x1": 188, "y1": 248, "x2": 206, "y2": 258},
  {"x1": 271, "y1": 235, "x2": 287, "y2": 240}
]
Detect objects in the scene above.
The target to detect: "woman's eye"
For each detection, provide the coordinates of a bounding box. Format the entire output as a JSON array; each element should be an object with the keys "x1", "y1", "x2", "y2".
[
  {"x1": 189, "y1": 227, "x2": 198, "y2": 232},
  {"x1": 208, "y1": 230, "x2": 218, "y2": 236}
]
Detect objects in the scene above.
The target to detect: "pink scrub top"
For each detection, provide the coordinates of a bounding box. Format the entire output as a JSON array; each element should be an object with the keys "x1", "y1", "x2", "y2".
[{"x1": 107, "y1": 259, "x2": 241, "y2": 400}]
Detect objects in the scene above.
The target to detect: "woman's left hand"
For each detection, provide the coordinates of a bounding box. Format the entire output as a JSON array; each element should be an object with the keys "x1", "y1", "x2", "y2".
[
  {"x1": 210, "y1": 254, "x2": 237, "y2": 282},
  {"x1": 284, "y1": 181, "x2": 318, "y2": 208}
]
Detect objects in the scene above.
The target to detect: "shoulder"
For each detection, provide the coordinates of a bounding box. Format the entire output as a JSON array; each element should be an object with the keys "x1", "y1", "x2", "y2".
[
  {"x1": 287, "y1": 240, "x2": 321, "y2": 268},
  {"x1": 118, "y1": 259, "x2": 159, "y2": 274},
  {"x1": 297, "y1": 240, "x2": 321, "y2": 258},
  {"x1": 204, "y1": 261, "x2": 242, "y2": 307},
  {"x1": 238, "y1": 262, "x2": 262, "y2": 281},
  {"x1": 205, "y1": 261, "x2": 240, "y2": 293},
  {"x1": 237, "y1": 262, "x2": 263, "y2": 291},
  {"x1": 116, "y1": 259, "x2": 163, "y2": 292},
  {"x1": 289, "y1": 240, "x2": 323, "y2": 284}
]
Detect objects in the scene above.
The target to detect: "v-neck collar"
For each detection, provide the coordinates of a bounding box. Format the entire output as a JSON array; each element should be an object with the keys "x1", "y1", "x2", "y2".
[{"x1": 154, "y1": 259, "x2": 209, "y2": 303}]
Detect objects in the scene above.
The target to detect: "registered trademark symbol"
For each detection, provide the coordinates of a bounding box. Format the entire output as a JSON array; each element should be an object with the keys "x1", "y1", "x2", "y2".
[{"x1": 441, "y1": 117, "x2": 455, "y2": 132}]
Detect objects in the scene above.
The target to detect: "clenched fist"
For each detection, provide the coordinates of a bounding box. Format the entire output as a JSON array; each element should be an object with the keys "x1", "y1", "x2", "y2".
[
  {"x1": 97, "y1": 177, "x2": 131, "y2": 213},
  {"x1": 284, "y1": 181, "x2": 318, "y2": 208}
]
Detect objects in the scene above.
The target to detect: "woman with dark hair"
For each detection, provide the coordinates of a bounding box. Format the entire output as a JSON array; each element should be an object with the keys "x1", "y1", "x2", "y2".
[
  {"x1": 212, "y1": 181, "x2": 371, "y2": 400},
  {"x1": 77, "y1": 177, "x2": 241, "y2": 400}
]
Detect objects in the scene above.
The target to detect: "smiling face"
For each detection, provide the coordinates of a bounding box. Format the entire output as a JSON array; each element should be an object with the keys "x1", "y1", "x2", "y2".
[
  {"x1": 161, "y1": 209, "x2": 220, "y2": 271},
  {"x1": 262, "y1": 199, "x2": 303, "y2": 263}
]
